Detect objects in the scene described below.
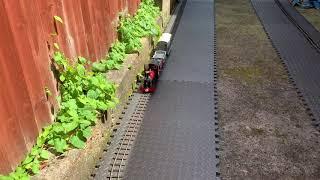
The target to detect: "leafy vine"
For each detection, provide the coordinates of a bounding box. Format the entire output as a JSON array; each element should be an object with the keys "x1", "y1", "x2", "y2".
[{"x1": 92, "y1": 0, "x2": 160, "y2": 72}]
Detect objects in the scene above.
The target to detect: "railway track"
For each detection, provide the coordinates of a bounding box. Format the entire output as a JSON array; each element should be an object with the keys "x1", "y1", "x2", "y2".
[
  {"x1": 107, "y1": 94, "x2": 150, "y2": 179},
  {"x1": 251, "y1": 0, "x2": 320, "y2": 128},
  {"x1": 92, "y1": 1, "x2": 192, "y2": 179},
  {"x1": 92, "y1": 93, "x2": 150, "y2": 180},
  {"x1": 93, "y1": 0, "x2": 219, "y2": 179},
  {"x1": 275, "y1": 0, "x2": 320, "y2": 52},
  {"x1": 123, "y1": 0, "x2": 219, "y2": 178}
]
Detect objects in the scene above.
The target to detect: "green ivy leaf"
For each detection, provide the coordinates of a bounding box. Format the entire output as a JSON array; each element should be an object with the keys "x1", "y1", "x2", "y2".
[
  {"x1": 62, "y1": 121, "x2": 78, "y2": 133},
  {"x1": 36, "y1": 136, "x2": 46, "y2": 147},
  {"x1": 67, "y1": 109, "x2": 78, "y2": 118},
  {"x1": 31, "y1": 161, "x2": 40, "y2": 174},
  {"x1": 47, "y1": 139, "x2": 54, "y2": 146},
  {"x1": 15, "y1": 167, "x2": 26, "y2": 176},
  {"x1": 59, "y1": 75, "x2": 65, "y2": 82},
  {"x1": 107, "y1": 101, "x2": 116, "y2": 109},
  {"x1": 78, "y1": 56, "x2": 86, "y2": 64},
  {"x1": 54, "y1": 138, "x2": 67, "y2": 153},
  {"x1": 0, "y1": 175, "x2": 13, "y2": 180},
  {"x1": 97, "y1": 101, "x2": 108, "y2": 111},
  {"x1": 81, "y1": 127, "x2": 92, "y2": 139},
  {"x1": 19, "y1": 176, "x2": 29, "y2": 180},
  {"x1": 53, "y1": 124, "x2": 64, "y2": 134},
  {"x1": 92, "y1": 62, "x2": 106, "y2": 72},
  {"x1": 79, "y1": 120, "x2": 92, "y2": 129},
  {"x1": 87, "y1": 90, "x2": 98, "y2": 99},
  {"x1": 30, "y1": 148, "x2": 40, "y2": 156},
  {"x1": 39, "y1": 150, "x2": 51, "y2": 160},
  {"x1": 76, "y1": 65, "x2": 85, "y2": 76},
  {"x1": 22, "y1": 155, "x2": 34, "y2": 166},
  {"x1": 69, "y1": 135, "x2": 85, "y2": 149}
]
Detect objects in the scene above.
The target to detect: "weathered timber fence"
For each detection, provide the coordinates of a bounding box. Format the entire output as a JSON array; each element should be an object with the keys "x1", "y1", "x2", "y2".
[{"x1": 0, "y1": 0, "x2": 141, "y2": 174}]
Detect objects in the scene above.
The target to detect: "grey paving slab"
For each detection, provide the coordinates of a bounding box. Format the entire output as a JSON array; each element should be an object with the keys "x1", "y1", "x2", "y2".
[
  {"x1": 251, "y1": 0, "x2": 320, "y2": 122},
  {"x1": 277, "y1": 0, "x2": 320, "y2": 48},
  {"x1": 124, "y1": 81, "x2": 217, "y2": 180},
  {"x1": 124, "y1": 0, "x2": 218, "y2": 179},
  {"x1": 160, "y1": 0, "x2": 215, "y2": 83}
]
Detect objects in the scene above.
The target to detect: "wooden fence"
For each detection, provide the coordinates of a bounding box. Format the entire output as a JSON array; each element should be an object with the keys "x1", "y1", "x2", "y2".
[{"x1": 0, "y1": 0, "x2": 141, "y2": 174}]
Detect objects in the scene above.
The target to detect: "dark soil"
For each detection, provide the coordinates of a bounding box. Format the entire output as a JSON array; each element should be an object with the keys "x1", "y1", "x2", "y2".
[{"x1": 216, "y1": 0, "x2": 320, "y2": 179}]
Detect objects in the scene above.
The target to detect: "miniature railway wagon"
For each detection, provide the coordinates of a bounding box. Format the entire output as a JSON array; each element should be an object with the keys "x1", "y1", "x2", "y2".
[{"x1": 140, "y1": 33, "x2": 172, "y2": 93}]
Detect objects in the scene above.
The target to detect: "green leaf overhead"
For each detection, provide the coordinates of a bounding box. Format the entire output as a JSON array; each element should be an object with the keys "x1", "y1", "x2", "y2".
[
  {"x1": 69, "y1": 135, "x2": 85, "y2": 149},
  {"x1": 39, "y1": 150, "x2": 51, "y2": 160}
]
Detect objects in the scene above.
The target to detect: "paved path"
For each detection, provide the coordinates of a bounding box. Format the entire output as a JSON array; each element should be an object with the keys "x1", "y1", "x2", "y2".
[
  {"x1": 124, "y1": 0, "x2": 218, "y2": 179},
  {"x1": 251, "y1": 0, "x2": 320, "y2": 125}
]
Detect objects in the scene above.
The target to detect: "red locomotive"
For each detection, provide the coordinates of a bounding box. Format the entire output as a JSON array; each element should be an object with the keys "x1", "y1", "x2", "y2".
[
  {"x1": 140, "y1": 33, "x2": 172, "y2": 93},
  {"x1": 142, "y1": 63, "x2": 158, "y2": 93}
]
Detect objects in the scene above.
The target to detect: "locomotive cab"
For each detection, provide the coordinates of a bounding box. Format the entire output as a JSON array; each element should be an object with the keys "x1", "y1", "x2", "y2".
[
  {"x1": 152, "y1": 50, "x2": 166, "y2": 70},
  {"x1": 150, "y1": 59, "x2": 162, "y2": 77},
  {"x1": 153, "y1": 50, "x2": 167, "y2": 59},
  {"x1": 142, "y1": 63, "x2": 159, "y2": 93}
]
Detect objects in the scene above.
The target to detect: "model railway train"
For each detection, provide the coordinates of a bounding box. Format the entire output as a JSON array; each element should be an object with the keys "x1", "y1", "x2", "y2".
[{"x1": 140, "y1": 33, "x2": 172, "y2": 93}]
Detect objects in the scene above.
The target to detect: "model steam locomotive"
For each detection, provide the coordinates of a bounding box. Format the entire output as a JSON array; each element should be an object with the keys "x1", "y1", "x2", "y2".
[{"x1": 140, "y1": 33, "x2": 172, "y2": 93}]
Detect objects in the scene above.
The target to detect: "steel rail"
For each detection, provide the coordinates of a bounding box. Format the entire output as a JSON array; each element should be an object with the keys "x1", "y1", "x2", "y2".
[
  {"x1": 108, "y1": 94, "x2": 150, "y2": 179},
  {"x1": 274, "y1": 0, "x2": 320, "y2": 53},
  {"x1": 250, "y1": 0, "x2": 320, "y2": 127}
]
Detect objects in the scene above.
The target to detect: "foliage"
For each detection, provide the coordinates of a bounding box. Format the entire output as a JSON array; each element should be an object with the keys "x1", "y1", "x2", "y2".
[
  {"x1": 92, "y1": 41, "x2": 126, "y2": 72},
  {"x1": 92, "y1": 0, "x2": 161, "y2": 73},
  {"x1": 50, "y1": 52, "x2": 118, "y2": 152},
  {"x1": 119, "y1": 0, "x2": 161, "y2": 53},
  {"x1": 0, "y1": 53, "x2": 118, "y2": 180},
  {"x1": 0, "y1": 0, "x2": 160, "y2": 179}
]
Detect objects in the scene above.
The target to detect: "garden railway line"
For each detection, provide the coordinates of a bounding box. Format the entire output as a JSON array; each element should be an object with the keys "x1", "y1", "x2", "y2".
[
  {"x1": 92, "y1": 0, "x2": 320, "y2": 179},
  {"x1": 93, "y1": 93, "x2": 151, "y2": 179},
  {"x1": 1, "y1": 0, "x2": 320, "y2": 179},
  {"x1": 251, "y1": 0, "x2": 320, "y2": 128},
  {"x1": 276, "y1": 0, "x2": 320, "y2": 51},
  {"x1": 93, "y1": 0, "x2": 219, "y2": 179}
]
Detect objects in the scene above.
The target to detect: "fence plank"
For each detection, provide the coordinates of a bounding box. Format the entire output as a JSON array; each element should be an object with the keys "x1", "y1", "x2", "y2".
[{"x1": 0, "y1": 0, "x2": 142, "y2": 174}]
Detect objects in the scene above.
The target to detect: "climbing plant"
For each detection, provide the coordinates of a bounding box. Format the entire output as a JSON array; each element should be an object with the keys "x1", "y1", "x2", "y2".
[
  {"x1": 0, "y1": 0, "x2": 160, "y2": 179},
  {"x1": 92, "y1": 0, "x2": 161, "y2": 72},
  {"x1": 92, "y1": 41, "x2": 127, "y2": 72},
  {"x1": 118, "y1": 0, "x2": 161, "y2": 53},
  {"x1": 0, "y1": 52, "x2": 118, "y2": 180}
]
